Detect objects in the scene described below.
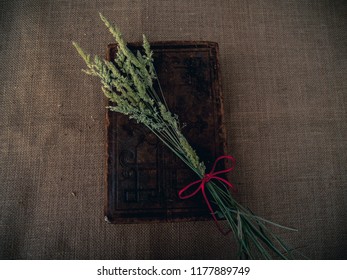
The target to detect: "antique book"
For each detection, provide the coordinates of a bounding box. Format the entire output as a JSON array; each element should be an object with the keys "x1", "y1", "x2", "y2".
[{"x1": 105, "y1": 41, "x2": 227, "y2": 223}]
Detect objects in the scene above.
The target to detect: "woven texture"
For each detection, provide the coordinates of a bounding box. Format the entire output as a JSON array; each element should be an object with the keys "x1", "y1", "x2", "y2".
[{"x1": 0, "y1": 0, "x2": 346, "y2": 259}]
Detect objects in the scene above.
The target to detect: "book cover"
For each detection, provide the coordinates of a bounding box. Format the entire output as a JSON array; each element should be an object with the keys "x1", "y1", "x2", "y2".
[{"x1": 105, "y1": 42, "x2": 227, "y2": 223}]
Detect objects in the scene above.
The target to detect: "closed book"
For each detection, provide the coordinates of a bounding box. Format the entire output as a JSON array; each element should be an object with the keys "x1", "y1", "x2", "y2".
[{"x1": 105, "y1": 42, "x2": 227, "y2": 223}]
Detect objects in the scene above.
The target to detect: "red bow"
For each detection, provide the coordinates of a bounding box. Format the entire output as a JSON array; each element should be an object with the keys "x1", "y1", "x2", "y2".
[{"x1": 178, "y1": 155, "x2": 236, "y2": 235}]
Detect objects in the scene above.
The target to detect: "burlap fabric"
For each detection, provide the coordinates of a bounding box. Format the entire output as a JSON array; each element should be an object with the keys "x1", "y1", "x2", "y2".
[{"x1": 0, "y1": 0, "x2": 346, "y2": 259}]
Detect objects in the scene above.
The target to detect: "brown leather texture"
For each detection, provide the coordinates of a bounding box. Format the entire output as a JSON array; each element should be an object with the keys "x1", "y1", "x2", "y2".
[{"x1": 105, "y1": 42, "x2": 227, "y2": 223}]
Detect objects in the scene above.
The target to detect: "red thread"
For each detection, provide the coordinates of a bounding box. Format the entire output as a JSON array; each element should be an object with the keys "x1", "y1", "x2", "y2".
[{"x1": 178, "y1": 155, "x2": 236, "y2": 235}]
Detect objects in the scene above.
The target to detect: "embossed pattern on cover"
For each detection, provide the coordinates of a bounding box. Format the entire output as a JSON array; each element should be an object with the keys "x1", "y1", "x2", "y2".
[{"x1": 105, "y1": 42, "x2": 227, "y2": 223}]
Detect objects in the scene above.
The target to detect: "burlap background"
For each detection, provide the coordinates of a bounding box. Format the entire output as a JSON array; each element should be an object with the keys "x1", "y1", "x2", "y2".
[{"x1": 0, "y1": 0, "x2": 346, "y2": 259}]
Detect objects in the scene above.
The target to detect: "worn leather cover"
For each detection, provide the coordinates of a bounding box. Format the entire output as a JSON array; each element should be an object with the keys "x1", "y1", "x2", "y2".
[{"x1": 105, "y1": 42, "x2": 227, "y2": 223}]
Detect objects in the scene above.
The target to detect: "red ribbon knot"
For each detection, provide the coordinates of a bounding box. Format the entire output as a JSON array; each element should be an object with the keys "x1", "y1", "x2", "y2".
[
  {"x1": 203, "y1": 174, "x2": 212, "y2": 182},
  {"x1": 178, "y1": 155, "x2": 236, "y2": 235}
]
